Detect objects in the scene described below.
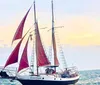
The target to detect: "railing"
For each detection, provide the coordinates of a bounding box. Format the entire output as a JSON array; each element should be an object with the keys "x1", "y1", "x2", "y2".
[
  {"x1": 58, "y1": 66, "x2": 79, "y2": 78},
  {"x1": 67, "y1": 66, "x2": 79, "y2": 75}
]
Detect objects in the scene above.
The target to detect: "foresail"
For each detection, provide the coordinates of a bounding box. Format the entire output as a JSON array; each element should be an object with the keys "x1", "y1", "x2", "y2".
[
  {"x1": 4, "y1": 39, "x2": 23, "y2": 68},
  {"x1": 35, "y1": 22, "x2": 50, "y2": 67},
  {"x1": 4, "y1": 29, "x2": 31, "y2": 68},
  {"x1": 18, "y1": 37, "x2": 29, "y2": 72},
  {"x1": 12, "y1": 6, "x2": 32, "y2": 43}
]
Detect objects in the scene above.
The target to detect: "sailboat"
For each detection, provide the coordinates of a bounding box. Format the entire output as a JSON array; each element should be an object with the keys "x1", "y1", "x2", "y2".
[{"x1": 0, "y1": 0, "x2": 79, "y2": 85}]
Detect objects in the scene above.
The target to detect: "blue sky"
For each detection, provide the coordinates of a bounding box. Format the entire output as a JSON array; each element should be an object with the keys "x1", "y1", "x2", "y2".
[{"x1": 0, "y1": 0, "x2": 100, "y2": 71}]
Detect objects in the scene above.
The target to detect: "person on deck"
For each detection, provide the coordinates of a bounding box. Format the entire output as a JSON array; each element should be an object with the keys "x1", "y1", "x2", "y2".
[
  {"x1": 45, "y1": 68, "x2": 50, "y2": 74},
  {"x1": 61, "y1": 68, "x2": 70, "y2": 78}
]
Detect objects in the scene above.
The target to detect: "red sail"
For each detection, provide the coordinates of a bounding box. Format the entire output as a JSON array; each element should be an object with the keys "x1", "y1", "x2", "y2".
[
  {"x1": 4, "y1": 39, "x2": 22, "y2": 68},
  {"x1": 18, "y1": 37, "x2": 29, "y2": 72},
  {"x1": 4, "y1": 29, "x2": 30, "y2": 68},
  {"x1": 12, "y1": 6, "x2": 31, "y2": 43},
  {"x1": 35, "y1": 22, "x2": 50, "y2": 66},
  {"x1": 52, "y1": 35, "x2": 59, "y2": 66}
]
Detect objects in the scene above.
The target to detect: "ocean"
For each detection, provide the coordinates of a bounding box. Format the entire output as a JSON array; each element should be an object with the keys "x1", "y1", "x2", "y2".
[{"x1": 0, "y1": 69, "x2": 100, "y2": 85}]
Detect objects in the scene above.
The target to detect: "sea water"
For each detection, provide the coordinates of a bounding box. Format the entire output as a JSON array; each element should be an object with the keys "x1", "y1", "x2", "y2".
[
  {"x1": 77, "y1": 69, "x2": 100, "y2": 85},
  {"x1": 0, "y1": 69, "x2": 100, "y2": 85}
]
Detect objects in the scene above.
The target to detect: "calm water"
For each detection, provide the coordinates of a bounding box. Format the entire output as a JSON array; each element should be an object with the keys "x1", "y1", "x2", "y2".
[{"x1": 0, "y1": 69, "x2": 100, "y2": 85}]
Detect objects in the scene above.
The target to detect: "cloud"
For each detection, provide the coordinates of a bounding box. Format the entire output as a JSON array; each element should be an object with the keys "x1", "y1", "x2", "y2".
[
  {"x1": 1, "y1": 0, "x2": 100, "y2": 46},
  {"x1": 1, "y1": 15, "x2": 100, "y2": 46},
  {"x1": 55, "y1": 15, "x2": 100, "y2": 46}
]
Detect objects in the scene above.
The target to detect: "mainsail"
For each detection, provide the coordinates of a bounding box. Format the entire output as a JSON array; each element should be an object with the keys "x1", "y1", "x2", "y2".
[
  {"x1": 18, "y1": 37, "x2": 29, "y2": 72},
  {"x1": 33, "y1": 1, "x2": 50, "y2": 67},
  {"x1": 35, "y1": 22, "x2": 50, "y2": 67},
  {"x1": 12, "y1": 6, "x2": 31, "y2": 43},
  {"x1": 33, "y1": 1, "x2": 50, "y2": 75}
]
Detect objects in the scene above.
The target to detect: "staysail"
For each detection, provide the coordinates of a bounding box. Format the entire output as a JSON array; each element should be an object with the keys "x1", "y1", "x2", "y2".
[
  {"x1": 4, "y1": 28, "x2": 31, "y2": 68},
  {"x1": 18, "y1": 37, "x2": 29, "y2": 72},
  {"x1": 4, "y1": 39, "x2": 22, "y2": 68},
  {"x1": 12, "y1": 6, "x2": 31, "y2": 43},
  {"x1": 51, "y1": 0, "x2": 59, "y2": 66}
]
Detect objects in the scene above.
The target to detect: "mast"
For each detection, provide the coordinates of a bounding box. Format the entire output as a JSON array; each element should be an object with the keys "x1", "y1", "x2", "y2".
[
  {"x1": 34, "y1": 1, "x2": 50, "y2": 75},
  {"x1": 51, "y1": 0, "x2": 59, "y2": 68},
  {"x1": 34, "y1": 0, "x2": 38, "y2": 75},
  {"x1": 34, "y1": 1, "x2": 37, "y2": 23}
]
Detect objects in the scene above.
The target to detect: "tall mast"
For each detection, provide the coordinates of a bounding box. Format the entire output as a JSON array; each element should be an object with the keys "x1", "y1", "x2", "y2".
[
  {"x1": 34, "y1": 0, "x2": 38, "y2": 75},
  {"x1": 34, "y1": 1, "x2": 36, "y2": 23},
  {"x1": 51, "y1": 0, "x2": 59, "y2": 67},
  {"x1": 51, "y1": 0, "x2": 55, "y2": 65}
]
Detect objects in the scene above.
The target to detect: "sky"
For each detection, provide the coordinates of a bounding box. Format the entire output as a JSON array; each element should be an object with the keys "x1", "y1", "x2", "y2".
[{"x1": 0, "y1": 0, "x2": 100, "y2": 71}]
